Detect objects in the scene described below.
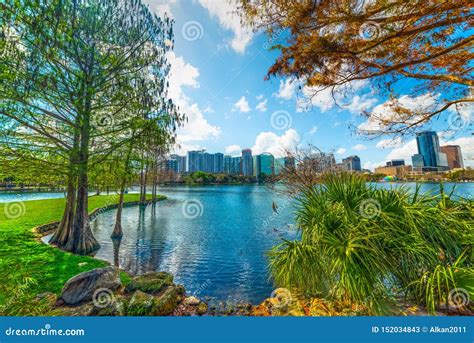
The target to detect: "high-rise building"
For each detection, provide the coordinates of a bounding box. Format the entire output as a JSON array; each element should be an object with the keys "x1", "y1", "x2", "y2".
[
  {"x1": 386, "y1": 159, "x2": 405, "y2": 167},
  {"x1": 177, "y1": 156, "x2": 186, "y2": 173},
  {"x1": 440, "y1": 145, "x2": 464, "y2": 169},
  {"x1": 274, "y1": 157, "x2": 285, "y2": 175},
  {"x1": 224, "y1": 155, "x2": 232, "y2": 174},
  {"x1": 165, "y1": 159, "x2": 179, "y2": 173},
  {"x1": 186, "y1": 151, "x2": 202, "y2": 172},
  {"x1": 252, "y1": 155, "x2": 260, "y2": 177},
  {"x1": 304, "y1": 152, "x2": 335, "y2": 172},
  {"x1": 230, "y1": 156, "x2": 241, "y2": 174},
  {"x1": 169, "y1": 154, "x2": 186, "y2": 174},
  {"x1": 342, "y1": 155, "x2": 361, "y2": 171},
  {"x1": 202, "y1": 152, "x2": 214, "y2": 173},
  {"x1": 411, "y1": 131, "x2": 448, "y2": 171},
  {"x1": 411, "y1": 154, "x2": 424, "y2": 169},
  {"x1": 241, "y1": 149, "x2": 253, "y2": 176},
  {"x1": 213, "y1": 153, "x2": 224, "y2": 173},
  {"x1": 260, "y1": 153, "x2": 274, "y2": 175}
]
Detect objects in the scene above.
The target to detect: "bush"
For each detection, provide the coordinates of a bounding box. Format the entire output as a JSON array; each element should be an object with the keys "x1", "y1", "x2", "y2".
[{"x1": 269, "y1": 173, "x2": 473, "y2": 314}]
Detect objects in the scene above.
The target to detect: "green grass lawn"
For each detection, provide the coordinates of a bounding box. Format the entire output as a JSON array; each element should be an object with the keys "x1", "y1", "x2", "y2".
[{"x1": 0, "y1": 194, "x2": 161, "y2": 312}]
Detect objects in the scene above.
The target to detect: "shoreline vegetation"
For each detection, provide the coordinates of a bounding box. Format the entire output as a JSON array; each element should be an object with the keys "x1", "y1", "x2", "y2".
[
  {"x1": 0, "y1": 175, "x2": 472, "y2": 316},
  {"x1": 1, "y1": 176, "x2": 473, "y2": 193}
]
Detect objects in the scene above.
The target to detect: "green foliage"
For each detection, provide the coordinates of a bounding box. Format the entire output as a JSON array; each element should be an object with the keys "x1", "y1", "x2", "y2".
[
  {"x1": 0, "y1": 194, "x2": 150, "y2": 310},
  {"x1": 269, "y1": 173, "x2": 473, "y2": 314}
]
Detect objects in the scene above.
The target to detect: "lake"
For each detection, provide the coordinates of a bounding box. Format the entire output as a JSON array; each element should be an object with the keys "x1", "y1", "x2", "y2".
[{"x1": 4, "y1": 182, "x2": 473, "y2": 304}]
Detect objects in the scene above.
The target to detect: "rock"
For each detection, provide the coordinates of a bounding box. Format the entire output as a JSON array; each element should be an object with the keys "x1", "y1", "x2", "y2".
[
  {"x1": 176, "y1": 285, "x2": 186, "y2": 303},
  {"x1": 184, "y1": 296, "x2": 200, "y2": 306},
  {"x1": 125, "y1": 272, "x2": 173, "y2": 295},
  {"x1": 153, "y1": 286, "x2": 179, "y2": 316},
  {"x1": 58, "y1": 266, "x2": 121, "y2": 305},
  {"x1": 127, "y1": 290, "x2": 155, "y2": 316},
  {"x1": 126, "y1": 286, "x2": 180, "y2": 316},
  {"x1": 54, "y1": 303, "x2": 94, "y2": 316},
  {"x1": 90, "y1": 296, "x2": 127, "y2": 316},
  {"x1": 196, "y1": 302, "x2": 208, "y2": 315},
  {"x1": 252, "y1": 293, "x2": 306, "y2": 316}
]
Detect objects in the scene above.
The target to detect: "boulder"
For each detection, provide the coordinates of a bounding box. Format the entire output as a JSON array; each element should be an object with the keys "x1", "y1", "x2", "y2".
[
  {"x1": 184, "y1": 296, "x2": 200, "y2": 306},
  {"x1": 58, "y1": 266, "x2": 121, "y2": 305},
  {"x1": 90, "y1": 296, "x2": 127, "y2": 316},
  {"x1": 196, "y1": 302, "x2": 208, "y2": 315},
  {"x1": 125, "y1": 272, "x2": 173, "y2": 295},
  {"x1": 153, "y1": 286, "x2": 179, "y2": 316},
  {"x1": 127, "y1": 290, "x2": 155, "y2": 316},
  {"x1": 54, "y1": 303, "x2": 94, "y2": 316}
]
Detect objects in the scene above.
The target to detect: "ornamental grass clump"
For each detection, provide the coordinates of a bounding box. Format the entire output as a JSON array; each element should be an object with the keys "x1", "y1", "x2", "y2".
[{"x1": 269, "y1": 173, "x2": 473, "y2": 314}]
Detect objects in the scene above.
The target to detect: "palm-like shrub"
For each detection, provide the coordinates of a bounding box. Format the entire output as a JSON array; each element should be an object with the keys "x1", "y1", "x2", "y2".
[{"x1": 269, "y1": 173, "x2": 473, "y2": 314}]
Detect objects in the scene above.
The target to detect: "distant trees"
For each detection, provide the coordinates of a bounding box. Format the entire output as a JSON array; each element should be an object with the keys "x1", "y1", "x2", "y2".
[
  {"x1": 0, "y1": 0, "x2": 183, "y2": 254},
  {"x1": 240, "y1": 0, "x2": 473, "y2": 135}
]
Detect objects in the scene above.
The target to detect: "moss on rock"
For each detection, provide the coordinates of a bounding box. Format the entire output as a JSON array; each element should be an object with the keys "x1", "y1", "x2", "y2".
[
  {"x1": 125, "y1": 272, "x2": 173, "y2": 295},
  {"x1": 127, "y1": 290, "x2": 155, "y2": 316}
]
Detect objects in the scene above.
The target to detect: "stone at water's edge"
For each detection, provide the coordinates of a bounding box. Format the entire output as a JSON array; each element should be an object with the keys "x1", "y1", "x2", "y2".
[
  {"x1": 58, "y1": 266, "x2": 121, "y2": 305},
  {"x1": 153, "y1": 286, "x2": 180, "y2": 316},
  {"x1": 127, "y1": 290, "x2": 155, "y2": 316},
  {"x1": 125, "y1": 272, "x2": 174, "y2": 295}
]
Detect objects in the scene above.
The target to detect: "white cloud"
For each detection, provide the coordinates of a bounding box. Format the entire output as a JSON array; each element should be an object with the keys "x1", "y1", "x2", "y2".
[
  {"x1": 167, "y1": 52, "x2": 221, "y2": 143},
  {"x1": 275, "y1": 79, "x2": 297, "y2": 100},
  {"x1": 256, "y1": 94, "x2": 265, "y2": 101},
  {"x1": 143, "y1": 0, "x2": 176, "y2": 17},
  {"x1": 385, "y1": 139, "x2": 417, "y2": 162},
  {"x1": 376, "y1": 137, "x2": 403, "y2": 149},
  {"x1": 177, "y1": 103, "x2": 221, "y2": 142},
  {"x1": 256, "y1": 99, "x2": 268, "y2": 112},
  {"x1": 352, "y1": 144, "x2": 367, "y2": 151},
  {"x1": 336, "y1": 148, "x2": 346, "y2": 155},
  {"x1": 225, "y1": 144, "x2": 242, "y2": 155},
  {"x1": 251, "y1": 129, "x2": 300, "y2": 158},
  {"x1": 308, "y1": 126, "x2": 318, "y2": 135},
  {"x1": 358, "y1": 93, "x2": 439, "y2": 133},
  {"x1": 234, "y1": 96, "x2": 250, "y2": 113},
  {"x1": 198, "y1": 0, "x2": 253, "y2": 53},
  {"x1": 297, "y1": 79, "x2": 375, "y2": 113},
  {"x1": 364, "y1": 161, "x2": 383, "y2": 172}
]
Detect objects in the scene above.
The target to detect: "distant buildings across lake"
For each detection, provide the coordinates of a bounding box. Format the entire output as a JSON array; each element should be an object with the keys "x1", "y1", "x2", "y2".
[
  {"x1": 375, "y1": 130, "x2": 465, "y2": 178},
  {"x1": 164, "y1": 148, "x2": 361, "y2": 178},
  {"x1": 164, "y1": 131, "x2": 466, "y2": 180}
]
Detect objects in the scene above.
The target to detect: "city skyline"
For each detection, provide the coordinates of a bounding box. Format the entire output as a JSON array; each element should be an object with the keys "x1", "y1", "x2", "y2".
[
  {"x1": 167, "y1": 129, "x2": 466, "y2": 177},
  {"x1": 144, "y1": 0, "x2": 473, "y2": 171}
]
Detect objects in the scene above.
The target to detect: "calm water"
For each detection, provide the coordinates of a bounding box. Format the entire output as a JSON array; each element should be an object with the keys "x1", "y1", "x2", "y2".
[
  {"x1": 91, "y1": 185, "x2": 296, "y2": 304},
  {"x1": 9, "y1": 182, "x2": 473, "y2": 304}
]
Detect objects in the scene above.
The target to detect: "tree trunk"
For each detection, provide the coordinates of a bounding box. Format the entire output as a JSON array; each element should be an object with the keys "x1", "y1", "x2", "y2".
[
  {"x1": 49, "y1": 172, "x2": 76, "y2": 246},
  {"x1": 139, "y1": 163, "x2": 147, "y2": 205},
  {"x1": 112, "y1": 236, "x2": 122, "y2": 267},
  {"x1": 111, "y1": 184, "x2": 125, "y2": 238},
  {"x1": 151, "y1": 162, "x2": 157, "y2": 202}
]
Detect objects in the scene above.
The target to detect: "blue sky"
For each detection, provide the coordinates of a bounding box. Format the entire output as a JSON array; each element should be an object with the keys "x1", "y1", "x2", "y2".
[{"x1": 145, "y1": 0, "x2": 473, "y2": 170}]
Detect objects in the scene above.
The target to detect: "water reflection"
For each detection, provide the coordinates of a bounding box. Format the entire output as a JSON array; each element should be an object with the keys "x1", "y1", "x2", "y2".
[{"x1": 92, "y1": 185, "x2": 296, "y2": 304}]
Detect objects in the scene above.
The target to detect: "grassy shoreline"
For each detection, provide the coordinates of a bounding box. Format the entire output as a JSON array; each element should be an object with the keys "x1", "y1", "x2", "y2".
[{"x1": 0, "y1": 194, "x2": 163, "y2": 308}]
